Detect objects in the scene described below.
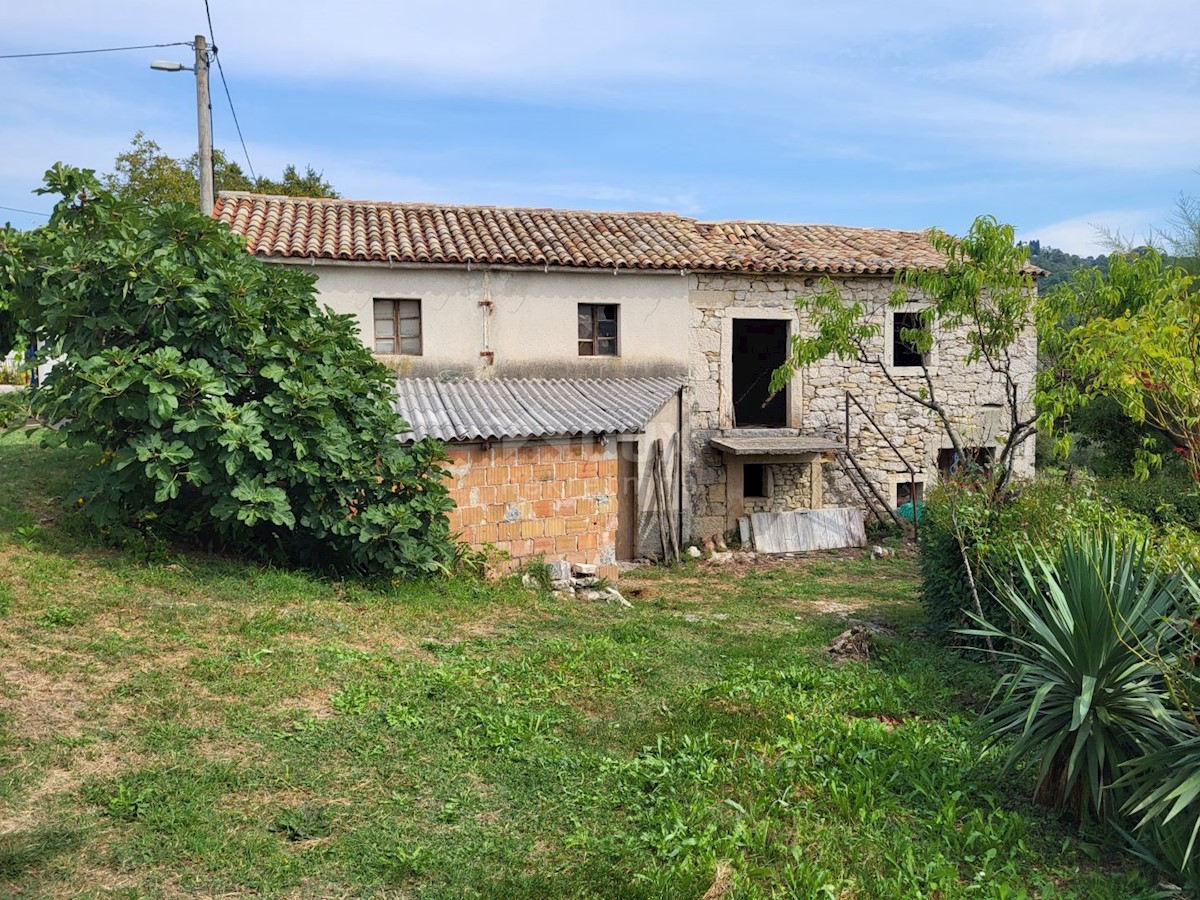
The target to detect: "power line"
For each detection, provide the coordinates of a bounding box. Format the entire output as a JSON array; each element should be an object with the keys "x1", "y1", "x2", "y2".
[
  {"x1": 0, "y1": 205, "x2": 48, "y2": 218},
  {"x1": 204, "y1": 0, "x2": 256, "y2": 181},
  {"x1": 0, "y1": 42, "x2": 190, "y2": 61}
]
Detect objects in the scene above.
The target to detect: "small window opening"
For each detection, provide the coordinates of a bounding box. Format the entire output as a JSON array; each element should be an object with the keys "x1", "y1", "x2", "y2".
[
  {"x1": 744, "y1": 464, "x2": 767, "y2": 499},
  {"x1": 892, "y1": 311, "x2": 927, "y2": 368},
  {"x1": 579, "y1": 304, "x2": 618, "y2": 356},
  {"x1": 896, "y1": 479, "x2": 924, "y2": 506},
  {"x1": 374, "y1": 299, "x2": 422, "y2": 355}
]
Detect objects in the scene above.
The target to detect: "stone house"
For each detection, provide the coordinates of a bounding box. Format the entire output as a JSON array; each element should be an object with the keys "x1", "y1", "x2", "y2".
[{"x1": 215, "y1": 194, "x2": 1036, "y2": 572}]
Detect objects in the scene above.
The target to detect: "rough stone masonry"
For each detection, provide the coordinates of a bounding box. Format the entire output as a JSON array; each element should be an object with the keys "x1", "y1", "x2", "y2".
[{"x1": 684, "y1": 273, "x2": 1037, "y2": 541}]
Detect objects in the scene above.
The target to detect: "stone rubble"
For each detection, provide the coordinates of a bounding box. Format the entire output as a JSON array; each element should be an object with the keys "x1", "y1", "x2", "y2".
[{"x1": 529, "y1": 560, "x2": 632, "y2": 608}]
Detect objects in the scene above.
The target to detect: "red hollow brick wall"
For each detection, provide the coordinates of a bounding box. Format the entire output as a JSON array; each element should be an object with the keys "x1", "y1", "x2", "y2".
[{"x1": 442, "y1": 437, "x2": 620, "y2": 580}]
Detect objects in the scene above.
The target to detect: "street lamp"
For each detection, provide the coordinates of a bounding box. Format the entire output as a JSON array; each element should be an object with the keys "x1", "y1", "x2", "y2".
[{"x1": 150, "y1": 35, "x2": 213, "y2": 216}]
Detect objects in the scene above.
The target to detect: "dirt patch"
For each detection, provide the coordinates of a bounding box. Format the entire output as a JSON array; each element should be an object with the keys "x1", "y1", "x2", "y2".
[
  {"x1": 0, "y1": 663, "x2": 95, "y2": 742},
  {"x1": 275, "y1": 689, "x2": 336, "y2": 721},
  {"x1": 802, "y1": 600, "x2": 860, "y2": 616},
  {"x1": 0, "y1": 745, "x2": 151, "y2": 836},
  {"x1": 0, "y1": 768, "x2": 79, "y2": 836},
  {"x1": 702, "y1": 860, "x2": 734, "y2": 900}
]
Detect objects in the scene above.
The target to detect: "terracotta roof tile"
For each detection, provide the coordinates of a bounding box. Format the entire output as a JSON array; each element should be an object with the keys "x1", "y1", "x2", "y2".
[{"x1": 213, "y1": 193, "x2": 960, "y2": 275}]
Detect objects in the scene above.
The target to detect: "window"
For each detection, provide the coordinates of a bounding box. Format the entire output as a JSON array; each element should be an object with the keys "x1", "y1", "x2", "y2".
[
  {"x1": 578, "y1": 304, "x2": 618, "y2": 356},
  {"x1": 937, "y1": 446, "x2": 994, "y2": 476},
  {"x1": 892, "y1": 311, "x2": 928, "y2": 368},
  {"x1": 744, "y1": 463, "x2": 768, "y2": 499},
  {"x1": 374, "y1": 299, "x2": 421, "y2": 355},
  {"x1": 896, "y1": 479, "x2": 924, "y2": 506}
]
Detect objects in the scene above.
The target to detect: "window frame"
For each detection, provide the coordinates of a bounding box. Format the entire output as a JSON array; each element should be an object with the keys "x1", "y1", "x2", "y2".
[
  {"x1": 373, "y1": 298, "x2": 423, "y2": 356},
  {"x1": 577, "y1": 303, "x2": 619, "y2": 357}
]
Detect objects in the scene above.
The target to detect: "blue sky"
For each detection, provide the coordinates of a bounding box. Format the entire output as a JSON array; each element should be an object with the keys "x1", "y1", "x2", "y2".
[{"x1": 3, "y1": 1, "x2": 1198, "y2": 254}]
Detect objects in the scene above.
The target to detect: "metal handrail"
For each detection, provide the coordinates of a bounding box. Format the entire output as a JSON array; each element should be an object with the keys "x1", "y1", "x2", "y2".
[{"x1": 844, "y1": 390, "x2": 919, "y2": 537}]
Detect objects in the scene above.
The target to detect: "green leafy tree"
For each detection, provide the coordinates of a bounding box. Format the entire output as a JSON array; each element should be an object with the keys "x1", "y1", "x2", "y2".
[
  {"x1": 770, "y1": 215, "x2": 1039, "y2": 493},
  {"x1": 0, "y1": 164, "x2": 452, "y2": 578},
  {"x1": 1038, "y1": 250, "x2": 1200, "y2": 481},
  {"x1": 103, "y1": 132, "x2": 339, "y2": 207}
]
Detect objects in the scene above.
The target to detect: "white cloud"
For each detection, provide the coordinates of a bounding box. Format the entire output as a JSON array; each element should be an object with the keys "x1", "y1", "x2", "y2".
[
  {"x1": 1020, "y1": 209, "x2": 1163, "y2": 256},
  {"x1": 3, "y1": 0, "x2": 1198, "y2": 226}
]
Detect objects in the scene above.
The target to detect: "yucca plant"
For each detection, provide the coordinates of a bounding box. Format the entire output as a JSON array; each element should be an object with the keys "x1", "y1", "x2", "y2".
[
  {"x1": 1118, "y1": 578, "x2": 1200, "y2": 886},
  {"x1": 1119, "y1": 733, "x2": 1200, "y2": 888},
  {"x1": 962, "y1": 533, "x2": 1184, "y2": 820}
]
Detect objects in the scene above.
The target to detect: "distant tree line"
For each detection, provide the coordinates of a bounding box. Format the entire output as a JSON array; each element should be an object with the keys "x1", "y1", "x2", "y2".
[{"x1": 1021, "y1": 239, "x2": 1111, "y2": 292}]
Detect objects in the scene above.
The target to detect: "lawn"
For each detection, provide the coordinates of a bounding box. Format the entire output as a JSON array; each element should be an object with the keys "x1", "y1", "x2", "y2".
[{"x1": 0, "y1": 431, "x2": 1160, "y2": 898}]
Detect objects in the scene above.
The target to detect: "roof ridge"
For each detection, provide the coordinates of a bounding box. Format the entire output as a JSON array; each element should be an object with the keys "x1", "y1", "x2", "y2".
[
  {"x1": 709, "y1": 219, "x2": 932, "y2": 235},
  {"x1": 216, "y1": 191, "x2": 693, "y2": 221},
  {"x1": 217, "y1": 192, "x2": 934, "y2": 236}
]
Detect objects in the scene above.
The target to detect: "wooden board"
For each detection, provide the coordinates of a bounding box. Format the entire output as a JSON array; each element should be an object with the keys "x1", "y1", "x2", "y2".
[{"x1": 749, "y1": 508, "x2": 866, "y2": 554}]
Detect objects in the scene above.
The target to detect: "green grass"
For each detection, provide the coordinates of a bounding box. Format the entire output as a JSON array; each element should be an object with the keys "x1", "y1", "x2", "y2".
[{"x1": 0, "y1": 431, "x2": 1162, "y2": 898}]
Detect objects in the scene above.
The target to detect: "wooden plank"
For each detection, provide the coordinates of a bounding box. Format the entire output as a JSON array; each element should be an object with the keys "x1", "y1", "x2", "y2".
[{"x1": 749, "y1": 508, "x2": 866, "y2": 554}]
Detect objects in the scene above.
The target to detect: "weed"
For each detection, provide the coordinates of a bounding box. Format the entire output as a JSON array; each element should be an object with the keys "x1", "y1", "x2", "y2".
[
  {"x1": 517, "y1": 554, "x2": 553, "y2": 591},
  {"x1": 269, "y1": 804, "x2": 333, "y2": 841},
  {"x1": 34, "y1": 605, "x2": 83, "y2": 628},
  {"x1": 89, "y1": 781, "x2": 154, "y2": 822}
]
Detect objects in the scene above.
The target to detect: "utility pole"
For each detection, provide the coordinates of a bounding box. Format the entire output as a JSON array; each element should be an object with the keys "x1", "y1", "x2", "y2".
[{"x1": 194, "y1": 34, "x2": 214, "y2": 216}]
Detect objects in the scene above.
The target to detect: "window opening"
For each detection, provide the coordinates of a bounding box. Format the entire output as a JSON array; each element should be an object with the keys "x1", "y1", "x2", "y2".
[
  {"x1": 896, "y1": 479, "x2": 924, "y2": 506},
  {"x1": 937, "y1": 446, "x2": 994, "y2": 476},
  {"x1": 578, "y1": 304, "x2": 618, "y2": 356},
  {"x1": 374, "y1": 299, "x2": 422, "y2": 355},
  {"x1": 892, "y1": 311, "x2": 927, "y2": 368},
  {"x1": 744, "y1": 464, "x2": 767, "y2": 499}
]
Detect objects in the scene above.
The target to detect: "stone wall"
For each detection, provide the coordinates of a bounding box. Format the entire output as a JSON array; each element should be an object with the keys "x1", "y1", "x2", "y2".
[
  {"x1": 685, "y1": 274, "x2": 1037, "y2": 539},
  {"x1": 443, "y1": 437, "x2": 620, "y2": 580}
]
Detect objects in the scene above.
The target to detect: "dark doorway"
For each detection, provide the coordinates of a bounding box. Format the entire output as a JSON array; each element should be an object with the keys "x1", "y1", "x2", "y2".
[
  {"x1": 616, "y1": 442, "x2": 639, "y2": 561},
  {"x1": 732, "y1": 320, "x2": 788, "y2": 428}
]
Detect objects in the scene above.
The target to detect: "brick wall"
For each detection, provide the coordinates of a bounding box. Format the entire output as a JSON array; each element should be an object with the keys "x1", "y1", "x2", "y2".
[{"x1": 443, "y1": 437, "x2": 620, "y2": 580}]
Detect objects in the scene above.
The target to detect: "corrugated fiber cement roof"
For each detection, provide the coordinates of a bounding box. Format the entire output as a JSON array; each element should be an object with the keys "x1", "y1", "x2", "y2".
[{"x1": 395, "y1": 376, "x2": 683, "y2": 442}]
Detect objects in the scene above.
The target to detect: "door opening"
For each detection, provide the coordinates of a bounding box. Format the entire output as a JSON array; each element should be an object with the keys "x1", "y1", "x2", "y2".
[{"x1": 732, "y1": 319, "x2": 788, "y2": 427}]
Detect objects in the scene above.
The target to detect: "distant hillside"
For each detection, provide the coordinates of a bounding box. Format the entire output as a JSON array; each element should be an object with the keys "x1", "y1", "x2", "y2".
[{"x1": 1023, "y1": 240, "x2": 1110, "y2": 292}]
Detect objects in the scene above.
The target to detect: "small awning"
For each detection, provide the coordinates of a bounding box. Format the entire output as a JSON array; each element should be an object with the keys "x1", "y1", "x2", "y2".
[{"x1": 710, "y1": 434, "x2": 843, "y2": 456}]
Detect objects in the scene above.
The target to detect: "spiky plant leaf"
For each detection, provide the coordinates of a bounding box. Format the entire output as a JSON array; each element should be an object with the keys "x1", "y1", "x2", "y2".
[{"x1": 961, "y1": 533, "x2": 1186, "y2": 820}]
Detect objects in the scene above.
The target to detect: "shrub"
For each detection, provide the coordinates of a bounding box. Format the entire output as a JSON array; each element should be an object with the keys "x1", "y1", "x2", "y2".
[
  {"x1": 962, "y1": 534, "x2": 1187, "y2": 821},
  {"x1": 0, "y1": 388, "x2": 31, "y2": 428},
  {"x1": 1101, "y1": 469, "x2": 1200, "y2": 532},
  {"x1": 919, "y1": 475, "x2": 1143, "y2": 636},
  {"x1": 0, "y1": 165, "x2": 455, "y2": 578}
]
